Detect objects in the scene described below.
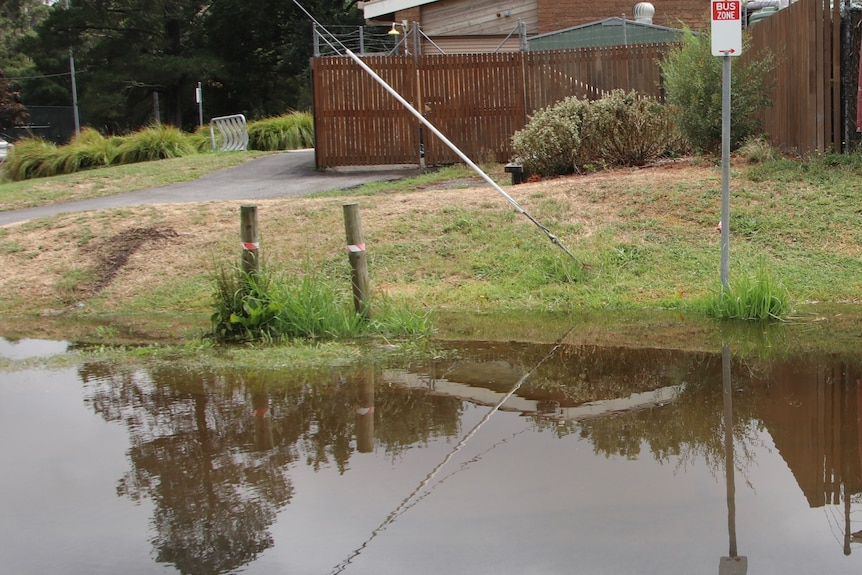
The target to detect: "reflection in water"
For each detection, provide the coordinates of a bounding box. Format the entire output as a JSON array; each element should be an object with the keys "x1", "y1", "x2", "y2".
[
  {"x1": 78, "y1": 363, "x2": 463, "y2": 574},
  {"x1": 722, "y1": 345, "x2": 747, "y2": 574},
  {"x1": 70, "y1": 339, "x2": 862, "y2": 574}
]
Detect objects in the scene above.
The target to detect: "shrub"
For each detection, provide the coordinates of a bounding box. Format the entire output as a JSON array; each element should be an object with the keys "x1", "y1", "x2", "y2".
[
  {"x1": 587, "y1": 90, "x2": 686, "y2": 166},
  {"x1": 511, "y1": 91, "x2": 684, "y2": 177},
  {"x1": 247, "y1": 111, "x2": 315, "y2": 151},
  {"x1": 511, "y1": 97, "x2": 587, "y2": 176},
  {"x1": 660, "y1": 28, "x2": 777, "y2": 153},
  {"x1": 114, "y1": 124, "x2": 197, "y2": 164}
]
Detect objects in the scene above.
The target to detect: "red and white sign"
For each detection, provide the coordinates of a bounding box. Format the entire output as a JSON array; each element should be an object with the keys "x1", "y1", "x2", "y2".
[{"x1": 711, "y1": 0, "x2": 742, "y2": 56}]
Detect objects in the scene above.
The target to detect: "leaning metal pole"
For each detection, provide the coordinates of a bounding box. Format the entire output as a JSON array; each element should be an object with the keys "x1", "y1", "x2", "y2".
[
  {"x1": 342, "y1": 49, "x2": 577, "y2": 261},
  {"x1": 291, "y1": 0, "x2": 576, "y2": 261}
]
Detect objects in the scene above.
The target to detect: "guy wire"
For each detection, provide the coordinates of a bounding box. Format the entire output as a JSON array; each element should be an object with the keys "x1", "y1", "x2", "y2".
[{"x1": 291, "y1": 0, "x2": 578, "y2": 262}]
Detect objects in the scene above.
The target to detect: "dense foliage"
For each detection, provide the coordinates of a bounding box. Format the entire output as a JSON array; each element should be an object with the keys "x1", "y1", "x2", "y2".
[
  {"x1": 511, "y1": 90, "x2": 684, "y2": 177},
  {"x1": 1, "y1": 0, "x2": 361, "y2": 133},
  {"x1": 659, "y1": 28, "x2": 777, "y2": 153}
]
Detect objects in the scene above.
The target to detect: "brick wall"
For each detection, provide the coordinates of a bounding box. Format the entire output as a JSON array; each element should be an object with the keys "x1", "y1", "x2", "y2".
[
  {"x1": 537, "y1": 0, "x2": 710, "y2": 34},
  {"x1": 395, "y1": 7, "x2": 423, "y2": 26}
]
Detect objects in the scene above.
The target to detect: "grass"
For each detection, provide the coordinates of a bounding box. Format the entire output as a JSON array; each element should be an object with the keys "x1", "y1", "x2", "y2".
[
  {"x1": 1, "y1": 149, "x2": 862, "y2": 346},
  {"x1": 210, "y1": 264, "x2": 432, "y2": 342},
  {"x1": 699, "y1": 261, "x2": 792, "y2": 320}
]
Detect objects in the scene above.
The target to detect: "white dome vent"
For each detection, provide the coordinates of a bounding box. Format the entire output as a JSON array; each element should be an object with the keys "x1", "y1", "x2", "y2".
[{"x1": 633, "y1": 2, "x2": 656, "y2": 24}]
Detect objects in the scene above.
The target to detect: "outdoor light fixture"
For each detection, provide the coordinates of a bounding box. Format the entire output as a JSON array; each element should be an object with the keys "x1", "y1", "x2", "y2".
[{"x1": 388, "y1": 22, "x2": 400, "y2": 35}]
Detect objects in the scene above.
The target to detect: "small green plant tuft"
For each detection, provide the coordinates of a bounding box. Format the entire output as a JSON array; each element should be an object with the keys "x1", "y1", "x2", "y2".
[
  {"x1": 701, "y1": 261, "x2": 791, "y2": 320},
  {"x1": 736, "y1": 135, "x2": 778, "y2": 164}
]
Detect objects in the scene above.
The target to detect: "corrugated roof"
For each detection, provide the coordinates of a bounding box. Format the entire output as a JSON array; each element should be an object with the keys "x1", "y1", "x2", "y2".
[{"x1": 528, "y1": 17, "x2": 685, "y2": 51}]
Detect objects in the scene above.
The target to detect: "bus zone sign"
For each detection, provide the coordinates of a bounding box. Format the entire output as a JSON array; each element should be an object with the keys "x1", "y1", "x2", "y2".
[{"x1": 711, "y1": 0, "x2": 742, "y2": 56}]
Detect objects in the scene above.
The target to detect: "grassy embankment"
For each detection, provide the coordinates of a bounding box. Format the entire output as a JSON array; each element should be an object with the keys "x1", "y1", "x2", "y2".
[{"x1": 0, "y1": 151, "x2": 860, "y2": 348}]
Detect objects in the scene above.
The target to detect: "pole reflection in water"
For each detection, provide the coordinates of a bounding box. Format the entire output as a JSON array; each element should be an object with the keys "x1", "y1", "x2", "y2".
[
  {"x1": 720, "y1": 345, "x2": 747, "y2": 574},
  {"x1": 253, "y1": 391, "x2": 274, "y2": 451},
  {"x1": 355, "y1": 369, "x2": 375, "y2": 454},
  {"x1": 331, "y1": 325, "x2": 576, "y2": 574}
]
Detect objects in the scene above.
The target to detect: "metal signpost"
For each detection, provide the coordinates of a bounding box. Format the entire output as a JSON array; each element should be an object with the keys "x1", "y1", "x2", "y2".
[
  {"x1": 712, "y1": 8, "x2": 747, "y2": 575},
  {"x1": 712, "y1": 0, "x2": 742, "y2": 290}
]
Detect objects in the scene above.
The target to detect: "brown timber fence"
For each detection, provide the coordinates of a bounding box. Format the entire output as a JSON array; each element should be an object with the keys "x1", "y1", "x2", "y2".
[
  {"x1": 312, "y1": 0, "x2": 844, "y2": 169},
  {"x1": 312, "y1": 44, "x2": 670, "y2": 168},
  {"x1": 744, "y1": 0, "x2": 841, "y2": 153}
]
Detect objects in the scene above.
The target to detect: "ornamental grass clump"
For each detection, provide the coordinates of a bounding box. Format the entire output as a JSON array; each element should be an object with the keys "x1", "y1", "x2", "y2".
[
  {"x1": 51, "y1": 128, "x2": 121, "y2": 174},
  {"x1": 247, "y1": 111, "x2": 315, "y2": 151},
  {"x1": 2, "y1": 137, "x2": 59, "y2": 181},
  {"x1": 114, "y1": 124, "x2": 197, "y2": 164}
]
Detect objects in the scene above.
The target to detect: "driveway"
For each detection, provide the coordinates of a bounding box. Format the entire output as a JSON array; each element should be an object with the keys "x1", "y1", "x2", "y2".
[{"x1": 0, "y1": 149, "x2": 420, "y2": 226}]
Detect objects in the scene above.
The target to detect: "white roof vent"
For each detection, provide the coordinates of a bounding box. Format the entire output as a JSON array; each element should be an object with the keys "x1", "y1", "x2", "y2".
[{"x1": 633, "y1": 2, "x2": 655, "y2": 24}]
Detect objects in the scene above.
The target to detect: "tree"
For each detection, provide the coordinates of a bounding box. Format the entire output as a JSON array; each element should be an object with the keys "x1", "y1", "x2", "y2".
[
  {"x1": 0, "y1": 69, "x2": 28, "y2": 131},
  {"x1": 19, "y1": 0, "x2": 362, "y2": 133},
  {"x1": 199, "y1": 0, "x2": 363, "y2": 118},
  {"x1": 27, "y1": 0, "x2": 219, "y2": 131},
  {"x1": 660, "y1": 28, "x2": 777, "y2": 153}
]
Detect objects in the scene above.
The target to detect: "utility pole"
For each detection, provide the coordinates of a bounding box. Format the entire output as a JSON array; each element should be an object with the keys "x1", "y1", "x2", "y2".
[{"x1": 66, "y1": 0, "x2": 80, "y2": 136}]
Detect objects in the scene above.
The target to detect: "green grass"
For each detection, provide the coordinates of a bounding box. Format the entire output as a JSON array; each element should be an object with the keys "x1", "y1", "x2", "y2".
[
  {"x1": 697, "y1": 261, "x2": 792, "y2": 320},
  {"x1": 209, "y1": 264, "x2": 432, "y2": 342},
  {"x1": 3, "y1": 149, "x2": 862, "y2": 342}
]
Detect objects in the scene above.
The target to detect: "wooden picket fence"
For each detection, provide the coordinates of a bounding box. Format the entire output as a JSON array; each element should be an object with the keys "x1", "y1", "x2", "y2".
[{"x1": 312, "y1": 0, "x2": 843, "y2": 168}]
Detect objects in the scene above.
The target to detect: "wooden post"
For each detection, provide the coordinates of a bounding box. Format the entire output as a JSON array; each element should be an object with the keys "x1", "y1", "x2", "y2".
[
  {"x1": 343, "y1": 203, "x2": 370, "y2": 318},
  {"x1": 240, "y1": 205, "x2": 259, "y2": 274}
]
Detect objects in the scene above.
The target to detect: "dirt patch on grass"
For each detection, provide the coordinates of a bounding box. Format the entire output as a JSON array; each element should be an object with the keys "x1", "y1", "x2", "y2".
[{"x1": 89, "y1": 227, "x2": 179, "y2": 293}]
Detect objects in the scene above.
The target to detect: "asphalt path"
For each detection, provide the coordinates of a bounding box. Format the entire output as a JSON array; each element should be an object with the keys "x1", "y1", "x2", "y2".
[{"x1": 0, "y1": 149, "x2": 420, "y2": 226}]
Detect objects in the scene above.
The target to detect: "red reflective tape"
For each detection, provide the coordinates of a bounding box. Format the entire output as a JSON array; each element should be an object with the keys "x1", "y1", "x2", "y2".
[
  {"x1": 346, "y1": 243, "x2": 366, "y2": 253},
  {"x1": 241, "y1": 242, "x2": 259, "y2": 250}
]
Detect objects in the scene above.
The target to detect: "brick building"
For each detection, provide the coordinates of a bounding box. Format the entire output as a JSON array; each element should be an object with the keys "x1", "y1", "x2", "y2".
[{"x1": 360, "y1": 0, "x2": 710, "y2": 53}]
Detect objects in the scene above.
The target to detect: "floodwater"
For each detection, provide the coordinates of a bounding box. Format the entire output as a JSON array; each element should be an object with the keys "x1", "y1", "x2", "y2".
[{"x1": 2, "y1": 330, "x2": 862, "y2": 575}]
